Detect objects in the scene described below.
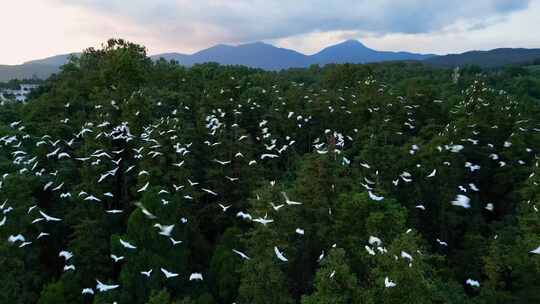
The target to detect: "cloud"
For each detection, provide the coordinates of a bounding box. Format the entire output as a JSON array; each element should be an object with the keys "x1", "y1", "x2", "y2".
[
  {"x1": 54, "y1": 0, "x2": 530, "y2": 45},
  {"x1": 0, "y1": 0, "x2": 535, "y2": 64},
  {"x1": 272, "y1": 0, "x2": 539, "y2": 56}
]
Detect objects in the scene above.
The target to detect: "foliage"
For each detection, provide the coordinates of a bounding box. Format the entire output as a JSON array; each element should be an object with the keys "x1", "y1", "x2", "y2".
[{"x1": 1, "y1": 39, "x2": 540, "y2": 303}]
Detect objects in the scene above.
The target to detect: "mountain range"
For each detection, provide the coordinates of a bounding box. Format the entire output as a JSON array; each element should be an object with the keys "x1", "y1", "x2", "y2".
[
  {"x1": 152, "y1": 40, "x2": 434, "y2": 70},
  {"x1": 1, "y1": 40, "x2": 540, "y2": 81}
]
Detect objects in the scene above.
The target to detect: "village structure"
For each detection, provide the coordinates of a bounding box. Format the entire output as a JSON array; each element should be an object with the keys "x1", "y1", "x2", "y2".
[{"x1": 0, "y1": 84, "x2": 39, "y2": 102}]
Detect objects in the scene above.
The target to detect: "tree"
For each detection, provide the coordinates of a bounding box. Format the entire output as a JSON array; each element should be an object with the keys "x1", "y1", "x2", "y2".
[
  {"x1": 301, "y1": 248, "x2": 359, "y2": 304},
  {"x1": 146, "y1": 289, "x2": 172, "y2": 304}
]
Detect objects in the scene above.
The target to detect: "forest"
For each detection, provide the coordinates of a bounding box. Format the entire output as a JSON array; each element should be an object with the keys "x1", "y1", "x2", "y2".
[{"x1": 0, "y1": 39, "x2": 539, "y2": 304}]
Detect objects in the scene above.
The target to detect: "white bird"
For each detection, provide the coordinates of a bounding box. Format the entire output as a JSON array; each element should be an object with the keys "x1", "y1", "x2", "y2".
[
  {"x1": 253, "y1": 216, "x2": 274, "y2": 226},
  {"x1": 360, "y1": 162, "x2": 371, "y2": 169},
  {"x1": 489, "y1": 153, "x2": 499, "y2": 160},
  {"x1": 27, "y1": 205, "x2": 37, "y2": 214},
  {"x1": 281, "y1": 191, "x2": 302, "y2": 205},
  {"x1": 2, "y1": 206, "x2": 12, "y2": 214},
  {"x1": 0, "y1": 216, "x2": 6, "y2": 226},
  {"x1": 169, "y1": 237, "x2": 182, "y2": 246},
  {"x1": 236, "y1": 211, "x2": 252, "y2": 221},
  {"x1": 213, "y1": 159, "x2": 231, "y2": 165},
  {"x1": 119, "y1": 238, "x2": 137, "y2": 250},
  {"x1": 295, "y1": 228, "x2": 305, "y2": 235},
  {"x1": 530, "y1": 246, "x2": 540, "y2": 254},
  {"x1": 95, "y1": 280, "x2": 119, "y2": 292},
  {"x1": 401, "y1": 251, "x2": 413, "y2": 262},
  {"x1": 271, "y1": 203, "x2": 285, "y2": 211},
  {"x1": 173, "y1": 184, "x2": 184, "y2": 191},
  {"x1": 274, "y1": 246, "x2": 288, "y2": 262},
  {"x1": 187, "y1": 179, "x2": 199, "y2": 186},
  {"x1": 218, "y1": 203, "x2": 231, "y2": 212},
  {"x1": 261, "y1": 153, "x2": 279, "y2": 160},
  {"x1": 385, "y1": 277, "x2": 397, "y2": 288},
  {"x1": 329, "y1": 270, "x2": 336, "y2": 278},
  {"x1": 466, "y1": 279, "x2": 480, "y2": 287},
  {"x1": 154, "y1": 223, "x2": 175, "y2": 236},
  {"x1": 106, "y1": 209, "x2": 123, "y2": 214},
  {"x1": 232, "y1": 249, "x2": 250, "y2": 260},
  {"x1": 449, "y1": 145, "x2": 464, "y2": 153},
  {"x1": 83, "y1": 195, "x2": 101, "y2": 202},
  {"x1": 225, "y1": 176, "x2": 239, "y2": 182},
  {"x1": 110, "y1": 254, "x2": 124, "y2": 262},
  {"x1": 436, "y1": 238, "x2": 448, "y2": 246},
  {"x1": 427, "y1": 169, "x2": 437, "y2": 178},
  {"x1": 141, "y1": 269, "x2": 153, "y2": 277},
  {"x1": 82, "y1": 288, "x2": 94, "y2": 295},
  {"x1": 202, "y1": 188, "x2": 218, "y2": 196},
  {"x1": 134, "y1": 202, "x2": 157, "y2": 219},
  {"x1": 137, "y1": 182, "x2": 149, "y2": 192},
  {"x1": 485, "y1": 203, "x2": 494, "y2": 211},
  {"x1": 365, "y1": 246, "x2": 376, "y2": 256},
  {"x1": 368, "y1": 191, "x2": 384, "y2": 201},
  {"x1": 64, "y1": 264, "x2": 76, "y2": 271},
  {"x1": 58, "y1": 152, "x2": 70, "y2": 159},
  {"x1": 318, "y1": 251, "x2": 325, "y2": 262},
  {"x1": 19, "y1": 241, "x2": 32, "y2": 248},
  {"x1": 37, "y1": 232, "x2": 50, "y2": 239},
  {"x1": 368, "y1": 236, "x2": 382, "y2": 246},
  {"x1": 451, "y1": 194, "x2": 471, "y2": 209},
  {"x1": 32, "y1": 218, "x2": 44, "y2": 224},
  {"x1": 189, "y1": 273, "x2": 203, "y2": 281},
  {"x1": 465, "y1": 162, "x2": 481, "y2": 172},
  {"x1": 59, "y1": 250, "x2": 73, "y2": 261},
  {"x1": 98, "y1": 173, "x2": 111, "y2": 183},
  {"x1": 160, "y1": 267, "x2": 179, "y2": 279},
  {"x1": 39, "y1": 210, "x2": 62, "y2": 222},
  {"x1": 173, "y1": 161, "x2": 185, "y2": 168}
]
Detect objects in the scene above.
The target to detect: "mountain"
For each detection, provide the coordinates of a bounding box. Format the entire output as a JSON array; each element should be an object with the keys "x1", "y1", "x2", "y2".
[
  {"x1": 424, "y1": 48, "x2": 540, "y2": 68},
  {"x1": 150, "y1": 52, "x2": 190, "y2": 63},
  {"x1": 310, "y1": 40, "x2": 434, "y2": 64},
  {"x1": 0, "y1": 64, "x2": 60, "y2": 82},
  {"x1": 23, "y1": 53, "x2": 79, "y2": 66},
  {"x1": 152, "y1": 42, "x2": 310, "y2": 70},
  {"x1": 0, "y1": 41, "x2": 431, "y2": 80},
  {"x1": 150, "y1": 40, "x2": 431, "y2": 69},
  {"x1": 0, "y1": 53, "x2": 78, "y2": 82},
  {"x1": 4, "y1": 41, "x2": 540, "y2": 81}
]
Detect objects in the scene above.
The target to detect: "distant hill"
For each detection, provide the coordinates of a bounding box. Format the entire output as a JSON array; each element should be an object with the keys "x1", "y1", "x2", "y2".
[
  {"x1": 0, "y1": 64, "x2": 60, "y2": 82},
  {"x1": 150, "y1": 40, "x2": 432, "y2": 69},
  {"x1": 3, "y1": 42, "x2": 540, "y2": 81},
  {"x1": 310, "y1": 40, "x2": 433, "y2": 65},
  {"x1": 1, "y1": 40, "x2": 432, "y2": 81},
  {"x1": 0, "y1": 53, "x2": 78, "y2": 82},
  {"x1": 153, "y1": 42, "x2": 311, "y2": 70},
  {"x1": 424, "y1": 48, "x2": 540, "y2": 68},
  {"x1": 23, "y1": 53, "x2": 79, "y2": 66}
]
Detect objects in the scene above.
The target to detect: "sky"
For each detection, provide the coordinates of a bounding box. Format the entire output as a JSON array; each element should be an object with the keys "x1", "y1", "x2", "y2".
[{"x1": 0, "y1": 0, "x2": 538, "y2": 65}]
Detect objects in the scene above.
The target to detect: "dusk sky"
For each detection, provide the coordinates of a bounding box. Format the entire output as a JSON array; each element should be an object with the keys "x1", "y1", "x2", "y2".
[{"x1": 1, "y1": 0, "x2": 539, "y2": 65}]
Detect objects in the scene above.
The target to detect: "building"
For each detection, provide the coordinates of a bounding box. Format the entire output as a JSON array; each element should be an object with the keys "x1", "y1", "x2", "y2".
[{"x1": 0, "y1": 83, "x2": 39, "y2": 102}]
